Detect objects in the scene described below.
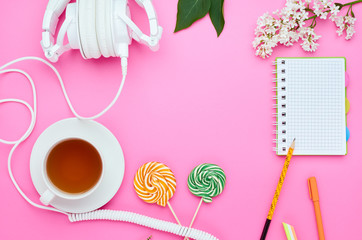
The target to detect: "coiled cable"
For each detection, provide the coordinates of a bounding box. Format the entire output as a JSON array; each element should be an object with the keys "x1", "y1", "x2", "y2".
[{"x1": 69, "y1": 210, "x2": 218, "y2": 240}]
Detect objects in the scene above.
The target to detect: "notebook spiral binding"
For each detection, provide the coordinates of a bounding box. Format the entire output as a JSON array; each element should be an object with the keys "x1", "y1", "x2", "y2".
[{"x1": 273, "y1": 59, "x2": 288, "y2": 155}]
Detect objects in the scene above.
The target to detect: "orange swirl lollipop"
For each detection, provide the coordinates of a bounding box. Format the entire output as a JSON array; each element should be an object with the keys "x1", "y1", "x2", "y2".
[
  {"x1": 134, "y1": 161, "x2": 176, "y2": 206},
  {"x1": 134, "y1": 162, "x2": 181, "y2": 224}
]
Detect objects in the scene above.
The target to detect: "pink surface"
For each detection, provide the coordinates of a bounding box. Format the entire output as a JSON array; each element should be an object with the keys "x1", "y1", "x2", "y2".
[{"x1": 0, "y1": 1, "x2": 361, "y2": 239}]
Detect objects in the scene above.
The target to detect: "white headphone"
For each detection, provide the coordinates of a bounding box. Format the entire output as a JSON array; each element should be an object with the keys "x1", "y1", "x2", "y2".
[{"x1": 41, "y1": 0, "x2": 163, "y2": 62}]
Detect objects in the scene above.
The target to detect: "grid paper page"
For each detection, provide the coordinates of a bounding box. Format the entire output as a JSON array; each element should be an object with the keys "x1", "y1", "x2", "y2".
[{"x1": 276, "y1": 58, "x2": 346, "y2": 155}]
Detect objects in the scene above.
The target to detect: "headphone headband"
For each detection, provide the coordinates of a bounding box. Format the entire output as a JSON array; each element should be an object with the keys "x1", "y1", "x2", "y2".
[
  {"x1": 42, "y1": 0, "x2": 71, "y2": 34},
  {"x1": 41, "y1": 0, "x2": 162, "y2": 62},
  {"x1": 41, "y1": 0, "x2": 71, "y2": 61},
  {"x1": 127, "y1": 0, "x2": 162, "y2": 51}
]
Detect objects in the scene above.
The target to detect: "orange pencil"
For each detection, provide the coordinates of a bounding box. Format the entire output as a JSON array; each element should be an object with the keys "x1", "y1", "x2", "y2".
[
  {"x1": 308, "y1": 177, "x2": 325, "y2": 240},
  {"x1": 260, "y1": 139, "x2": 295, "y2": 240}
]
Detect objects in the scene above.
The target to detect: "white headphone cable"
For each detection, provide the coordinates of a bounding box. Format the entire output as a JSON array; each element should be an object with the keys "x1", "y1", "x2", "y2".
[
  {"x1": 0, "y1": 56, "x2": 127, "y2": 120},
  {"x1": 0, "y1": 57, "x2": 219, "y2": 240},
  {"x1": 0, "y1": 68, "x2": 68, "y2": 215}
]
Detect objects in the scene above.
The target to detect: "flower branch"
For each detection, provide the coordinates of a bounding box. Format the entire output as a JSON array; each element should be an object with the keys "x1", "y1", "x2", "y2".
[{"x1": 253, "y1": 0, "x2": 362, "y2": 58}]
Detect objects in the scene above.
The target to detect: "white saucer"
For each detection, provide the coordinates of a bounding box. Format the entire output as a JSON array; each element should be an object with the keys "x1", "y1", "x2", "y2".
[{"x1": 30, "y1": 118, "x2": 125, "y2": 213}]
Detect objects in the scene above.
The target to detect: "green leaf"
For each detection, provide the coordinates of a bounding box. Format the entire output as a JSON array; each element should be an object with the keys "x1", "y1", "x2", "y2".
[
  {"x1": 174, "y1": 0, "x2": 211, "y2": 33},
  {"x1": 351, "y1": 8, "x2": 355, "y2": 18},
  {"x1": 209, "y1": 0, "x2": 225, "y2": 36}
]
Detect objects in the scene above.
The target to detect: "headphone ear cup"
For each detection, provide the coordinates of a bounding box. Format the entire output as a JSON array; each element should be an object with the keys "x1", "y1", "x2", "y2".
[
  {"x1": 65, "y1": 3, "x2": 81, "y2": 50},
  {"x1": 112, "y1": 0, "x2": 132, "y2": 57},
  {"x1": 78, "y1": 0, "x2": 101, "y2": 59},
  {"x1": 106, "y1": 0, "x2": 117, "y2": 56},
  {"x1": 125, "y1": 2, "x2": 132, "y2": 42},
  {"x1": 96, "y1": 0, "x2": 114, "y2": 57}
]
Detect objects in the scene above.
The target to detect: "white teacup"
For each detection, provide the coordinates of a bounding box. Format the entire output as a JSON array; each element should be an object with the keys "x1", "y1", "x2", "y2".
[
  {"x1": 40, "y1": 138, "x2": 104, "y2": 206},
  {"x1": 30, "y1": 118, "x2": 125, "y2": 213}
]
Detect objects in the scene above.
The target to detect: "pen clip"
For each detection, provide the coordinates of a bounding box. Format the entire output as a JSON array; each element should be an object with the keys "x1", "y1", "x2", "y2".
[
  {"x1": 308, "y1": 178, "x2": 312, "y2": 199},
  {"x1": 308, "y1": 177, "x2": 319, "y2": 202}
]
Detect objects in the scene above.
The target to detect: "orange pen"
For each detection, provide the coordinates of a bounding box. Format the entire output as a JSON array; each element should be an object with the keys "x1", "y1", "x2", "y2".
[{"x1": 308, "y1": 177, "x2": 325, "y2": 240}]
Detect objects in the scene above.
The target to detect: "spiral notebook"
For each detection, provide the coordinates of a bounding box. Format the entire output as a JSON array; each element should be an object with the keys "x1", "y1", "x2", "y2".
[{"x1": 274, "y1": 57, "x2": 348, "y2": 155}]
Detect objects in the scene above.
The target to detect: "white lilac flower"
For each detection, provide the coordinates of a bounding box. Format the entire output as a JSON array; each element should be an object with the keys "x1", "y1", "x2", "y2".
[
  {"x1": 253, "y1": 12, "x2": 282, "y2": 58},
  {"x1": 346, "y1": 25, "x2": 356, "y2": 40},
  {"x1": 282, "y1": 5, "x2": 295, "y2": 17},
  {"x1": 345, "y1": 16, "x2": 356, "y2": 25},
  {"x1": 331, "y1": 15, "x2": 357, "y2": 40},
  {"x1": 256, "y1": 12, "x2": 272, "y2": 28},
  {"x1": 329, "y1": 4, "x2": 340, "y2": 16},
  {"x1": 320, "y1": 0, "x2": 330, "y2": 9},
  {"x1": 300, "y1": 10, "x2": 309, "y2": 21},
  {"x1": 344, "y1": 16, "x2": 356, "y2": 40},
  {"x1": 289, "y1": 30, "x2": 301, "y2": 43},
  {"x1": 299, "y1": 27, "x2": 321, "y2": 51},
  {"x1": 320, "y1": 11, "x2": 328, "y2": 19},
  {"x1": 329, "y1": 4, "x2": 340, "y2": 22},
  {"x1": 333, "y1": 15, "x2": 344, "y2": 25},
  {"x1": 314, "y1": 8, "x2": 323, "y2": 17},
  {"x1": 279, "y1": 28, "x2": 299, "y2": 46},
  {"x1": 293, "y1": 11, "x2": 302, "y2": 20},
  {"x1": 337, "y1": 26, "x2": 344, "y2": 36},
  {"x1": 255, "y1": 41, "x2": 274, "y2": 58},
  {"x1": 313, "y1": 2, "x2": 322, "y2": 16},
  {"x1": 252, "y1": 37, "x2": 262, "y2": 49},
  {"x1": 299, "y1": 1, "x2": 307, "y2": 10},
  {"x1": 301, "y1": 40, "x2": 319, "y2": 51}
]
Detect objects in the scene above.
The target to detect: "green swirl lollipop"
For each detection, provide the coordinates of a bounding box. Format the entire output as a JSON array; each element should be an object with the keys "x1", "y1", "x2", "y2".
[
  {"x1": 184, "y1": 163, "x2": 226, "y2": 239},
  {"x1": 188, "y1": 163, "x2": 226, "y2": 202}
]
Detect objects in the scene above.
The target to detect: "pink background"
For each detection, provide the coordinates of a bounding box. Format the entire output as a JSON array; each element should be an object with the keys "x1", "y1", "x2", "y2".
[{"x1": 0, "y1": 0, "x2": 361, "y2": 239}]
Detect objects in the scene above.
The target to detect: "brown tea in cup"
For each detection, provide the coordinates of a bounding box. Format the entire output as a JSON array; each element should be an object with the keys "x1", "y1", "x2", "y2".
[{"x1": 46, "y1": 139, "x2": 102, "y2": 194}]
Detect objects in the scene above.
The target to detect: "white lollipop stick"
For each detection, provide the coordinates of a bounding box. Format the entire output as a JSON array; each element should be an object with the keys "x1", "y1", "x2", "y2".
[
  {"x1": 167, "y1": 202, "x2": 182, "y2": 225},
  {"x1": 183, "y1": 199, "x2": 203, "y2": 240}
]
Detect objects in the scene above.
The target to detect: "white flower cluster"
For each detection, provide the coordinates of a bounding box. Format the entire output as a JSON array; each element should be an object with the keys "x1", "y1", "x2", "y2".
[
  {"x1": 253, "y1": 0, "x2": 357, "y2": 58},
  {"x1": 333, "y1": 15, "x2": 357, "y2": 39}
]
